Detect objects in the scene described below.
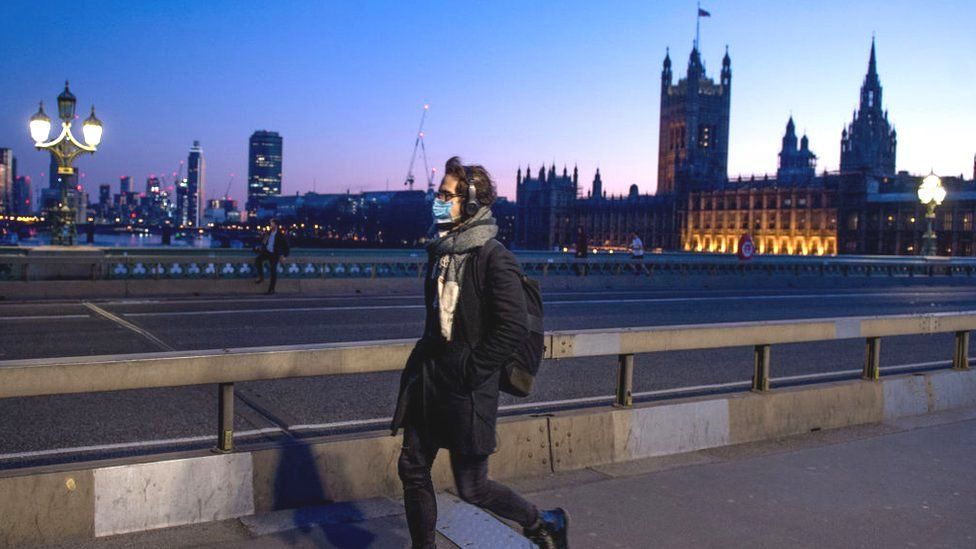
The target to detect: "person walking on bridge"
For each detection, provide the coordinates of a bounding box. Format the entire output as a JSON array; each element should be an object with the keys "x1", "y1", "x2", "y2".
[
  {"x1": 253, "y1": 218, "x2": 289, "y2": 295},
  {"x1": 391, "y1": 157, "x2": 569, "y2": 549}
]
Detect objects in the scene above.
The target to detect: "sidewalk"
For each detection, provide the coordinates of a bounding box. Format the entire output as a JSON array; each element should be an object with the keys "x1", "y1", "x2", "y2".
[{"x1": 53, "y1": 407, "x2": 976, "y2": 549}]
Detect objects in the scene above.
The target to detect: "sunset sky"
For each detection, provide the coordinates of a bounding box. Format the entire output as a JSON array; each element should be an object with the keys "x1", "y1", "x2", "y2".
[{"x1": 2, "y1": 0, "x2": 974, "y2": 204}]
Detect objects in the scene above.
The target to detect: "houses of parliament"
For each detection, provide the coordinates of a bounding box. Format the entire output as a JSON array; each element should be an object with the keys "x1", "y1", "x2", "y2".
[{"x1": 515, "y1": 40, "x2": 976, "y2": 256}]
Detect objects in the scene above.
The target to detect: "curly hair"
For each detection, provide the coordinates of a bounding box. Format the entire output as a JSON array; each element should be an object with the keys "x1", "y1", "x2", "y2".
[{"x1": 444, "y1": 156, "x2": 497, "y2": 209}]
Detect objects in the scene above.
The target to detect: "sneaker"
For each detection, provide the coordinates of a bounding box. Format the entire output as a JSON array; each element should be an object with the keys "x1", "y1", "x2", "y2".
[{"x1": 524, "y1": 508, "x2": 569, "y2": 549}]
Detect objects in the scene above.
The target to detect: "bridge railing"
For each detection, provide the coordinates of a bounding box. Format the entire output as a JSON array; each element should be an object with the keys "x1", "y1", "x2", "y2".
[
  {"x1": 0, "y1": 312, "x2": 971, "y2": 452},
  {"x1": 1, "y1": 248, "x2": 974, "y2": 281}
]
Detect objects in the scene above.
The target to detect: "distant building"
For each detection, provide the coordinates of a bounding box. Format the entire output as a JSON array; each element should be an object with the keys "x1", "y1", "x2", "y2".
[
  {"x1": 0, "y1": 148, "x2": 14, "y2": 214},
  {"x1": 516, "y1": 164, "x2": 676, "y2": 251},
  {"x1": 776, "y1": 117, "x2": 817, "y2": 184},
  {"x1": 657, "y1": 45, "x2": 731, "y2": 194},
  {"x1": 204, "y1": 198, "x2": 241, "y2": 225},
  {"x1": 683, "y1": 41, "x2": 975, "y2": 256},
  {"x1": 515, "y1": 164, "x2": 578, "y2": 249},
  {"x1": 119, "y1": 175, "x2": 132, "y2": 195},
  {"x1": 252, "y1": 189, "x2": 432, "y2": 247},
  {"x1": 840, "y1": 40, "x2": 896, "y2": 176},
  {"x1": 247, "y1": 130, "x2": 283, "y2": 214},
  {"x1": 186, "y1": 140, "x2": 205, "y2": 227},
  {"x1": 517, "y1": 40, "x2": 976, "y2": 257},
  {"x1": 12, "y1": 176, "x2": 31, "y2": 215},
  {"x1": 174, "y1": 176, "x2": 189, "y2": 226},
  {"x1": 98, "y1": 184, "x2": 111, "y2": 220}
]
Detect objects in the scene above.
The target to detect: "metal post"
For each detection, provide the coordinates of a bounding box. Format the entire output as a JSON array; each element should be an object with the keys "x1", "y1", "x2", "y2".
[
  {"x1": 752, "y1": 344, "x2": 770, "y2": 392},
  {"x1": 862, "y1": 337, "x2": 881, "y2": 380},
  {"x1": 614, "y1": 354, "x2": 634, "y2": 407},
  {"x1": 215, "y1": 382, "x2": 234, "y2": 453},
  {"x1": 953, "y1": 331, "x2": 970, "y2": 370}
]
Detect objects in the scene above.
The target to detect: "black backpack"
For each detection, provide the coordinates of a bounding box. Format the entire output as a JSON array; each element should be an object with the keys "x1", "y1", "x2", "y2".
[{"x1": 474, "y1": 239, "x2": 545, "y2": 397}]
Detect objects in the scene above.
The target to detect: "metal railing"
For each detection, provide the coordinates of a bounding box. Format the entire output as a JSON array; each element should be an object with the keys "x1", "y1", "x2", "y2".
[
  {"x1": 2, "y1": 247, "x2": 975, "y2": 281},
  {"x1": 0, "y1": 312, "x2": 971, "y2": 453}
]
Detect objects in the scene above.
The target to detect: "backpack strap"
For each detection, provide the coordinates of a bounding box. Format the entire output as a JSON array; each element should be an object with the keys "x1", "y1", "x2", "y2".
[{"x1": 472, "y1": 238, "x2": 502, "y2": 300}]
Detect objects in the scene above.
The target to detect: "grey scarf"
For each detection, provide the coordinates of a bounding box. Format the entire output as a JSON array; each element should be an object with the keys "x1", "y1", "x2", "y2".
[{"x1": 426, "y1": 207, "x2": 498, "y2": 340}]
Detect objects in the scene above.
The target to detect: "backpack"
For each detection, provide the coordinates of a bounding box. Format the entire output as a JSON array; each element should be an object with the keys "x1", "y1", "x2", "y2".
[{"x1": 474, "y1": 239, "x2": 545, "y2": 397}]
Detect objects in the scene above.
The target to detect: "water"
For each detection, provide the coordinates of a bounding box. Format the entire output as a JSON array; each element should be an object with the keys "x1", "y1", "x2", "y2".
[{"x1": 17, "y1": 231, "x2": 215, "y2": 248}]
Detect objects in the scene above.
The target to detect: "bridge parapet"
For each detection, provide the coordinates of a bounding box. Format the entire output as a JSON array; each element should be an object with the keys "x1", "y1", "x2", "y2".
[{"x1": 0, "y1": 247, "x2": 972, "y2": 282}]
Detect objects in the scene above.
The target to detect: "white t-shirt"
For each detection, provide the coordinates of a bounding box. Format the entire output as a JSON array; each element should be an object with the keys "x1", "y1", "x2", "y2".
[
  {"x1": 266, "y1": 230, "x2": 276, "y2": 253},
  {"x1": 631, "y1": 236, "x2": 644, "y2": 257}
]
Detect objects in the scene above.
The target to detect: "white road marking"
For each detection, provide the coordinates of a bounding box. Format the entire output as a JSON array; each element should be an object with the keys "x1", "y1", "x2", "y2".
[
  {"x1": 291, "y1": 418, "x2": 391, "y2": 431},
  {"x1": 82, "y1": 302, "x2": 176, "y2": 351},
  {"x1": 124, "y1": 304, "x2": 425, "y2": 317},
  {"x1": 0, "y1": 314, "x2": 90, "y2": 321},
  {"x1": 0, "y1": 359, "x2": 959, "y2": 463}
]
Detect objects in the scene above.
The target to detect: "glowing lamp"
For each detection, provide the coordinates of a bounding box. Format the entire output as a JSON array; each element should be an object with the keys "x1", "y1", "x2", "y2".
[
  {"x1": 29, "y1": 102, "x2": 52, "y2": 144},
  {"x1": 917, "y1": 173, "x2": 945, "y2": 206},
  {"x1": 82, "y1": 106, "x2": 103, "y2": 146}
]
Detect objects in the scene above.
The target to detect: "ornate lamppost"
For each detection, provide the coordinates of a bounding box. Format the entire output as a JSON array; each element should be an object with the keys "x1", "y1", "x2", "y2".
[
  {"x1": 28, "y1": 81, "x2": 103, "y2": 245},
  {"x1": 917, "y1": 172, "x2": 946, "y2": 256}
]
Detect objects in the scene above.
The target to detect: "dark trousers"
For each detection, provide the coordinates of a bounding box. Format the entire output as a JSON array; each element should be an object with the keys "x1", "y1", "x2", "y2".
[
  {"x1": 398, "y1": 425, "x2": 538, "y2": 548},
  {"x1": 254, "y1": 251, "x2": 279, "y2": 291}
]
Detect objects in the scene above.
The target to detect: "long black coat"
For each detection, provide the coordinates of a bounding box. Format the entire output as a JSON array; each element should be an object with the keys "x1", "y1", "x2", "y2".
[
  {"x1": 391, "y1": 239, "x2": 528, "y2": 455},
  {"x1": 259, "y1": 229, "x2": 290, "y2": 258}
]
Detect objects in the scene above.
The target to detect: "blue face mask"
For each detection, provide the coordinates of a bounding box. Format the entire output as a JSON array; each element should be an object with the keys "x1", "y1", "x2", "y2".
[{"x1": 432, "y1": 198, "x2": 455, "y2": 224}]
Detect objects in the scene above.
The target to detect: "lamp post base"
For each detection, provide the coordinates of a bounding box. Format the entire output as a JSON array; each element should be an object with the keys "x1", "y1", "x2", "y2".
[{"x1": 49, "y1": 204, "x2": 77, "y2": 246}]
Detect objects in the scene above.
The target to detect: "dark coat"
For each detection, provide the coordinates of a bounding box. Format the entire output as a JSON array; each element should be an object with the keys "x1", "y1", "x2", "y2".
[
  {"x1": 575, "y1": 230, "x2": 588, "y2": 258},
  {"x1": 259, "y1": 229, "x2": 290, "y2": 258},
  {"x1": 391, "y1": 239, "x2": 528, "y2": 455}
]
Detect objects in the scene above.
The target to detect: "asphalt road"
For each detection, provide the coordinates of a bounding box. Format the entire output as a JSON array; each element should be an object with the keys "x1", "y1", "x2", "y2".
[{"x1": 2, "y1": 284, "x2": 975, "y2": 470}]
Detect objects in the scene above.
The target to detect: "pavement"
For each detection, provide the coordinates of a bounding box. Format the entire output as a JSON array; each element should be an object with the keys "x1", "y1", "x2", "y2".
[
  {"x1": 46, "y1": 406, "x2": 976, "y2": 549},
  {"x1": 3, "y1": 285, "x2": 976, "y2": 470}
]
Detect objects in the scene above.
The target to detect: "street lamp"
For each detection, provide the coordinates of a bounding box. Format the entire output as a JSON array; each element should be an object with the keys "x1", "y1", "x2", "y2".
[
  {"x1": 917, "y1": 172, "x2": 946, "y2": 256},
  {"x1": 28, "y1": 81, "x2": 103, "y2": 245}
]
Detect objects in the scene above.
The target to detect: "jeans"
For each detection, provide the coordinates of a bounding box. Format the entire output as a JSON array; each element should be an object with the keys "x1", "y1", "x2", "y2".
[
  {"x1": 398, "y1": 425, "x2": 539, "y2": 548},
  {"x1": 254, "y1": 251, "x2": 279, "y2": 291}
]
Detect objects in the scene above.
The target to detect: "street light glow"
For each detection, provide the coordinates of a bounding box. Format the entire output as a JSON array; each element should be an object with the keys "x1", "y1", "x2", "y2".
[
  {"x1": 918, "y1": 172, "x2": 946, "y2": 206},
  {"x1": 83, "y1": 105, "x2": 103, "y2": 146},
  {"x1": 29, "y1": 102, "x2": 52, "y2": 144}
]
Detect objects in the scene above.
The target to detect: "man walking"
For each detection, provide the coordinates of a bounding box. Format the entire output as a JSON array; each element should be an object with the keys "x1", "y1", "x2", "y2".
[
  {"x1": 630, "y1": 230, "x2": 645, "y2": 275},
  {"x1": 391, "y1": 157, "x2": 569, "y2": 549},
  {"x1": 254, "y1": 218, "x2": 289, "y2": 295}
]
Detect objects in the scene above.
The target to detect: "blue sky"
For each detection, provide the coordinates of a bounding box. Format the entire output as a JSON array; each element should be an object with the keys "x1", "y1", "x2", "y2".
[{"x1": 1, "y1": 0, "x2": 973, "y2": 204}]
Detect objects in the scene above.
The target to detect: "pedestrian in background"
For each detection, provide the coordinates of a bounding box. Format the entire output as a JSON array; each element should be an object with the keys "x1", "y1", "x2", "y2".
[
  {"x1": 630, "y1": 230, "x2": 645, "y2": 275},
  {"x1": 254, "y1": 218, "x2": 289, "y2": 295},
  {"x1": 574, "y1": 225, "x2": 588, "y2": 276}
]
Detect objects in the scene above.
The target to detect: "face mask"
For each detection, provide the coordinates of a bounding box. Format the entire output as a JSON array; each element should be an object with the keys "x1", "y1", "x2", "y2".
[{"x1": 432, "y1": 198, "x2": 456, "y2": 224}]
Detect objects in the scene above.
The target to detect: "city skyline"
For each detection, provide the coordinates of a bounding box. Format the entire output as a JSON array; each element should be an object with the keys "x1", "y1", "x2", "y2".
[{"x1": 2, "y1": 1, "x2": 974, "y2": 207}]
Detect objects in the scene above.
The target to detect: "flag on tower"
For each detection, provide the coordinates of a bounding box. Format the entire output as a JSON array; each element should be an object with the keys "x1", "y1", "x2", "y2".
[{"x1": 698, "y1": 8, "x2": 711, "y2": 17}]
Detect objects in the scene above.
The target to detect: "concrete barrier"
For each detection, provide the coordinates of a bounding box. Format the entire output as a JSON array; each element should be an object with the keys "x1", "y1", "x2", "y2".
[
  {"x1": 1, "y1": 368, "x2": 974, "y2": 546},
  {"x1": 93, "y1": 453, "x2": 254, "y2": 537}
]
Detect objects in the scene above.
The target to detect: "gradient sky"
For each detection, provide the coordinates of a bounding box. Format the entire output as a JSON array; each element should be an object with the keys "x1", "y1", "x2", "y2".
[{"x1": 2, "y1": 1, "x2": 974, "y2": 206}]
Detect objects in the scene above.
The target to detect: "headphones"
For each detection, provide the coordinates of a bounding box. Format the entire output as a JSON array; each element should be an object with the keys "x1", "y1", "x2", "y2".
[{"x1": 463, "y1": 167, "x2": 481, "y2": 217}]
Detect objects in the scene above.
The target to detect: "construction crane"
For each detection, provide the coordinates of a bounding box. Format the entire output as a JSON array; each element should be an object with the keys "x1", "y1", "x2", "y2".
[
  {"x1": 403, "y1": 104, "x2": 435, "y2": 192},
  {"x1": 223, "y1": 174, "x2": 235, "y2": 200}
]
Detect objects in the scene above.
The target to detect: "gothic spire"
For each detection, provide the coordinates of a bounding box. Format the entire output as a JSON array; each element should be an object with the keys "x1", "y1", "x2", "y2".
[{"x1": 867, "y1": 36, "x2": 877, "y2": 78}]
